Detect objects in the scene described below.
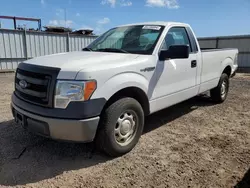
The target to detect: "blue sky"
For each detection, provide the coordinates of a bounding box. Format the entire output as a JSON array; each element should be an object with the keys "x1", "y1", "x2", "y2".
[{"x1": 0, "y1": 0, "x2": 249, "y2": 37}]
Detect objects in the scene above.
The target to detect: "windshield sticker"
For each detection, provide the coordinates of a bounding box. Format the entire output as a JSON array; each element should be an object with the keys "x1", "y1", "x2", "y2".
[{"x1": 143, "y1": 26, "x2": 161, "y2": 30}]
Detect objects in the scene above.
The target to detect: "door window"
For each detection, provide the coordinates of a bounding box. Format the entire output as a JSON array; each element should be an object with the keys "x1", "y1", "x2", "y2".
[{"x1": 162, "y1": 27, "x2": 192, "y2": 52}]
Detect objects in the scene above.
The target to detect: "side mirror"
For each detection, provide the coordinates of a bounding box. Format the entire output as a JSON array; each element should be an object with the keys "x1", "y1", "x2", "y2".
[{"x1": 159, "y1": 45, "x2": 189, "y2": 61}]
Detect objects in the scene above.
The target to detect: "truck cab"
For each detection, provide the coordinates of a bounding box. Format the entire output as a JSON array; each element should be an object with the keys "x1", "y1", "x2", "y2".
[{"x1": 11, "y1": 22, "x2": 238, "y2": 156}]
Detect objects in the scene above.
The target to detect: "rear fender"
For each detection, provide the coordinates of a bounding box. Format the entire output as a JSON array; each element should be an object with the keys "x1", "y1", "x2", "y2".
[{"x1": 221, "y1": 57, "x2": 233, "y2": 75}]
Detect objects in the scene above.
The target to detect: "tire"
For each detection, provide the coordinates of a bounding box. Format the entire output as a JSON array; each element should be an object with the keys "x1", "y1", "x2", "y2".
[
  {"x1": 95, "y1": 97, "x2": 144, "y2": 157},
  {"x1": 210, "y1": 73, "x2": 229, "y2": 103}
]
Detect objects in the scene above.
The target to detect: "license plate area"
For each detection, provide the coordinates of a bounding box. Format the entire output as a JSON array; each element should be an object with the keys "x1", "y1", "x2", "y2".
[{"x1": 14, "y1": 110, "x2": 27, "y2": 128}]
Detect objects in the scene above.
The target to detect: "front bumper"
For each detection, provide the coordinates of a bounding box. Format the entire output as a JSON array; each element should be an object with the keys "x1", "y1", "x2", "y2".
[{"x1": 11, "y1": 98, "x2": 102, "y2": 142}]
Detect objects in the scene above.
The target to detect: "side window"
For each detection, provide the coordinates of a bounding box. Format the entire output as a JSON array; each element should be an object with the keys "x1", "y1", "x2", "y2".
[{"x1": 162, "y1": 27, "x2": 192, "y2": 52}]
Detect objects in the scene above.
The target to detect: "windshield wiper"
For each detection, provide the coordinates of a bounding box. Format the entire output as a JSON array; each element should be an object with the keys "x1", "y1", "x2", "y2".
[
  {"x1": 96, "y1": 48, "x2": 129, "y2": 54},
  {"x1": 82, "y1": 47, "x2": 93, "y2": 51}
]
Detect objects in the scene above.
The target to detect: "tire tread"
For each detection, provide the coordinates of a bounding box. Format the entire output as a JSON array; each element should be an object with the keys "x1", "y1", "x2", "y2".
[
  {"x1": 95, "y1": 97, "x2": 144, "y2": 157},
  {"x1": 210, "y1": 73, "x2": 229, "y2": 103}
]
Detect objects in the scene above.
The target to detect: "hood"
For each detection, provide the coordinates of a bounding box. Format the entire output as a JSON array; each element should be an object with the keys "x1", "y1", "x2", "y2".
[{"x1": 25, "y1": 51, "x2": 139, "y2": 71}]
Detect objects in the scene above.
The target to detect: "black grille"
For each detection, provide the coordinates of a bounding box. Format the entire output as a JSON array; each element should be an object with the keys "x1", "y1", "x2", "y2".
[
  {"x1": 15, "y1": 63, "x2": 60, "y2": 108},
  {"x1": 15, "y1": 69, "x2": 51, "y2": 105}
]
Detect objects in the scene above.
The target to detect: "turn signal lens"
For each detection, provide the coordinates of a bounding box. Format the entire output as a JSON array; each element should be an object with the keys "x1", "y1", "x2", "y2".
[{"x1": 84, "y1": 81, "x2": 97, "y2": 100}]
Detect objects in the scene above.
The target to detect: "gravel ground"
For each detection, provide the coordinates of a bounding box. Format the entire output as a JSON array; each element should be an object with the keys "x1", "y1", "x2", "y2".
[{"x1": 0, "y1": 73, "x2": 249, "y2": 188}]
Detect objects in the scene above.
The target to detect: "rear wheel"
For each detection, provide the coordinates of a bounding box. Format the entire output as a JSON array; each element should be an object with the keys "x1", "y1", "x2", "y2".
[
  {"x1": 210, "y1": 73, "x2": 229, "y2": 103},
  {"x1": 95, "y1": 97, "x2": 144, "y2": 157}
]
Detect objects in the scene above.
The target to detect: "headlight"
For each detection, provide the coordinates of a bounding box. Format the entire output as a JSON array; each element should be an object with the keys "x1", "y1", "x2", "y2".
[{"x1": 54, "y1": 80, "x2": 96, "y2": 109}]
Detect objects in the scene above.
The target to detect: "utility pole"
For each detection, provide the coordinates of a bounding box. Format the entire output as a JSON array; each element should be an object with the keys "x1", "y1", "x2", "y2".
[{"x1": 64, "y1": 8, "x2": 67, "y2": 27}]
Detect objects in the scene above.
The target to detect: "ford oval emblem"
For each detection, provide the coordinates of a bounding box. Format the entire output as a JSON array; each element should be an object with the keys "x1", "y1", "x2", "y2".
[{"x1": 19, "y1": 80, "x2": 28, "y2": 89}]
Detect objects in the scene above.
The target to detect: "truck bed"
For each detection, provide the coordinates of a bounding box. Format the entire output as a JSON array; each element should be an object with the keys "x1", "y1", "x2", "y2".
[{"x1": 199, "y1": 48, "x2": 238, "y2": 93}]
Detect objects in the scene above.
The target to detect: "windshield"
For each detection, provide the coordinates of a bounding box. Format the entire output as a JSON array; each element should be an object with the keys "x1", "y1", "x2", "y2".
[{"x1": 86, "y1": 25, "x2": 165, "y2": 55}]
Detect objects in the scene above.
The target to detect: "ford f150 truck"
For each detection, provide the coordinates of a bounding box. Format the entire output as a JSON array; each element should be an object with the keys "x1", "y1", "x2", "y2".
[{"x1": 11, "y1": 22, "x2": 238, "y2": 156}]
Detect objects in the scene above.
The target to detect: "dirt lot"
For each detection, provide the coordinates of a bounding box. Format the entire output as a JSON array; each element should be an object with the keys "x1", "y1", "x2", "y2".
[{"x1": 0, "y1": 73, "x2": 249, "y2": 188}]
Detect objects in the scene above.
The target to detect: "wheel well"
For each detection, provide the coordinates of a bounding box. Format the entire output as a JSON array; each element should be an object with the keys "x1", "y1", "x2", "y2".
[
  {"x1": 102, "y1": 87, "x2": 150, "y2": 116},
  {"x1": 223, "y1": 66, "x2": 232, "y2": 77}
]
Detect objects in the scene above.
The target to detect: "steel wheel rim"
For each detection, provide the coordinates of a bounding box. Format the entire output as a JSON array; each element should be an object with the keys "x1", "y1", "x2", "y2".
[
  {"x1": 221, "y1": 80, "x2": 227, "y2": 98},
  {"x1": 114, "y1": 110, "x2": 137, "y2": 146}
]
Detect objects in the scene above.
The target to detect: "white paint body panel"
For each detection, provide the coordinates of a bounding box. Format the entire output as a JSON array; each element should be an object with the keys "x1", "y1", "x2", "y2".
[
  {"x1": 22, "y1": 22, "x2": 239, "y2": 114},
  {"x1": 199, "y1": 49, "x2": 238, "y2": 93}
]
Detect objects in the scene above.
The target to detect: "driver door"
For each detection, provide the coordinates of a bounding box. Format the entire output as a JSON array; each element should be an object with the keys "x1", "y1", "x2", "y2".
[{"x1": 150, "y1": 27, "x2": 198, "y2": 112}]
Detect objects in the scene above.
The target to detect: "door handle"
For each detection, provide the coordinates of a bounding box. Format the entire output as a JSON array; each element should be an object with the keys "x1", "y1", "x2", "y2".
[{"x1": 191, "y1": 60, "x2": 197, "y2": 68}]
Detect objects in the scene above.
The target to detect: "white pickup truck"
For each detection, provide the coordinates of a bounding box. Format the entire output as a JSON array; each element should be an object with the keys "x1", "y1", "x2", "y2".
[{"x1": 11, "y1": 22, "x2": 238, "y2": 156}]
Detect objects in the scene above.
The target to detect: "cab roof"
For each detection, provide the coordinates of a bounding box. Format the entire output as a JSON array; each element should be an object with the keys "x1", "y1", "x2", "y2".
[{"x1": 119, "y1": 21, "x2": 189, "y2": 27}]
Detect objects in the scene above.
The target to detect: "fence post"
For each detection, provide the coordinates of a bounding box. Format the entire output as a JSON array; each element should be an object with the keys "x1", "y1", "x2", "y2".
[
  {"x1": 215, "y1": 37, "x2": 219, "y2": 49},
  {"x1": 23, "y1": 29, "x2": 28, "y2": 60},
  {"x1": 66, "y1": 32, "x2": 70, "y2": 52}
]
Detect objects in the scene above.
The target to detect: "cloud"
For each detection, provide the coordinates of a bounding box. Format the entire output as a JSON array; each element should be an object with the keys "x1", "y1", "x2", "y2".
[
  {"x1": 76, "y1": 13, "x2": 80, "y2": 17},
  {"x1": 101, "y1": 0, "x2": 132, "y2": 7},
  {"x1": 49, "y1": 20, "x2": 74, "y2": 27},
  {"x1": 63, "y1": 20, "x2": 74, "y2": 27},
  {"x1": 121, "y1": 0, "x2": 132, "y2": 6},
  {"x1": 97, "y1": 17, "x2": 110, "y2": 24},
  {"x1": 56, "y1": 8, "x2": 64, "y2": 16},
  {"x1": 79, "y1": 25, "x2": 94, "y2": 30},
  {"x1": 145, "y1": 0, "x2": 179, "y2": 8},
  {"x1": 101, "y1": 0, "x2": 116, "y2": 7},
  {"x1": 95, "y1": 17, "x2": 111, "y2": 34},
  {"x1": 51, "y1": 9, "x2": 74, "y2": 27},
  {"x1": 49, "y1": 20, "x2": 58, "y2": 25},
  {"x1": 41, "y1": 0, "x2": 45, "y2": 5}
]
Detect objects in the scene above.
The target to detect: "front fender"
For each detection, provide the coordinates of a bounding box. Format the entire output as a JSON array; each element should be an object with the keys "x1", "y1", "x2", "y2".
[{"x1": 91, "y1": 72, "x2": 149, "y2": 100}]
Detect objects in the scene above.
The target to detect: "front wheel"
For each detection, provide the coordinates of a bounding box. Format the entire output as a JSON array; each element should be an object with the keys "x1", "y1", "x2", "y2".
[
  {"x1": 95, "y1": 97, "x2": 144, "y2": 157},
  {"x1": 210, "y1": 73, "x2": 229, "y2": 103}
]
